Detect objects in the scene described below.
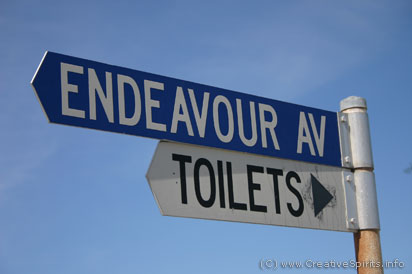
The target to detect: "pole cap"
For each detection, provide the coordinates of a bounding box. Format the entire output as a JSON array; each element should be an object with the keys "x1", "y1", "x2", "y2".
[{"x1": 340, "y1": 96, "x2": 367, "y2": 111}]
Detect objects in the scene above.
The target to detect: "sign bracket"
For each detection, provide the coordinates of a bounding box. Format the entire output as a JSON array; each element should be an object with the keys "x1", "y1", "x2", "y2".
[{"x1": 342, "y1": 170, "x2": 358, "y2": 231}]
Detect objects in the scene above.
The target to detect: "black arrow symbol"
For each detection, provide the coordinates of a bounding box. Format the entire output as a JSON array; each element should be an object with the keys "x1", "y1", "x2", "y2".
[{"x1": 311, "y1": 174, "x2": 333, "y2": 217}]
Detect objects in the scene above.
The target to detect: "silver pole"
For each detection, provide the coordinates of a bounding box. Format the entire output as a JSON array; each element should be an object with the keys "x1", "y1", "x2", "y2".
[{"x1": 340, "y1": 96, "x2": 383, "y2": 274}]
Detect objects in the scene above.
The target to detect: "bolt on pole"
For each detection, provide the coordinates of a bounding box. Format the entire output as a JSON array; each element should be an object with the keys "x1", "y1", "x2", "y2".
[{"x1": 340, "y1": 96, "x2": 383, "y2": 274}]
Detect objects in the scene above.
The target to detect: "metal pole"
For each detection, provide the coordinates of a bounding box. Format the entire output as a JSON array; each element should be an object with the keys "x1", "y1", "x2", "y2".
[{"x1": 340, "y1": 96, "x2": 383, "y2": 274}]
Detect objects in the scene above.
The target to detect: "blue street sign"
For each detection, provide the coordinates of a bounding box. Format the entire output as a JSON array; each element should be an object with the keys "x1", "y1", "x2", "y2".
[{"x1": 31, "y1": 51, "x2": 342, "y2": 167}]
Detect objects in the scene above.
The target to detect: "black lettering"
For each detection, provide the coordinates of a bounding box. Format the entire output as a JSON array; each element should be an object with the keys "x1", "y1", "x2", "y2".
[
  {"x1": 194, "y1": 158, "x2": 216, "y2": 208},
  {"x1": 267, "y1": 168, "x2": 283, "y2": 214},
  {"x1": 217, "y1": 160, "x2": 226, "y2": 208},
  {"x1": 286, "y1": 171, "x2": 304, "y2": 217},
  {"x1": 172, "y1": 153, "x2": 192, "y2": 204},
  {"x1": 227, "y1": 161, "x2": 247, "y2": 210},
  {"x1": 247, "y1": 165, "x2": 267, "y2": 212}
]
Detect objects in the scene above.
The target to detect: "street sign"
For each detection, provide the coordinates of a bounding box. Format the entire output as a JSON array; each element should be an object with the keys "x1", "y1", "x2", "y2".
[
  {"x1": 32, "y1": 51, "x2": 342, "y2": 167},
  {"x1": 31, "y1": 50, "x2": 381, "y2": 265},
  {"x1": 147, "y1": 141, "x2": 358, "y2": 232}
]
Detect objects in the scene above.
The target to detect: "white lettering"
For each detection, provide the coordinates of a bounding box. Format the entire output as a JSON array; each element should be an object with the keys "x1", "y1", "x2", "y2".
[
  {"x1": 171, "y1": 87, "x2": 194, "y2": 136},
  {"x1": 236, "y1": 99, "x2": 257, "y2": 147},
  {"x1": 259, "y1": 103, "x2": 280, "y2": 149},
  {"x1": 213, "y1": 95, "x2": 234, "y2": 143},
  {"x1": 188, "y1": 89, "x2": 209, "y2": 138},
  {"x1": 308, "y1": 113, "x2": 326, "y2": 157},
  {"x1": 297, "y1": 112, "x2": 315, "y2": 156},
  {"x1": 118, "y1": 74, "x2": 141, "y2": 126},
  {"x1": 88, "y1": 68, "x2": 114, "y2": 123},
  {"x1": 61, "y1": 63, "x2": 85, "y2": 118},
  {"x1": 144, "y1": 80, "x2": 166, "y2": 132}
]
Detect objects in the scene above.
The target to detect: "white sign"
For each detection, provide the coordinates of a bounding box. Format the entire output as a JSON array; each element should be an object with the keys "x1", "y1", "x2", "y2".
[{"x1": 147, "y1": 142, "x2": 357, "y2": 232}]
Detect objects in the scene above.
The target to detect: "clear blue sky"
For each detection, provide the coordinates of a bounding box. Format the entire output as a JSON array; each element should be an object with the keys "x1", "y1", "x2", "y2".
[{"x1": 1, "y1": 1, "x2": 411, "y2": 273}]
